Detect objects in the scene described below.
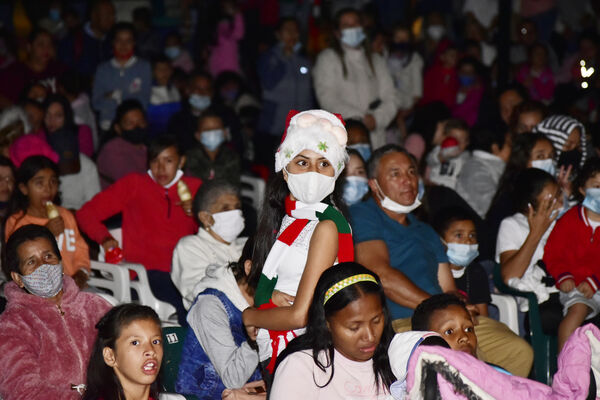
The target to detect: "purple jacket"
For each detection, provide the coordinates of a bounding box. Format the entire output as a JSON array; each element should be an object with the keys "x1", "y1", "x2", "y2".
[
  {"x1": 0, "y1": 276, "x2": 111, "y2": 400},
  {"x1": 406, "y1": 323, "x2": 600, "y2": 399}
]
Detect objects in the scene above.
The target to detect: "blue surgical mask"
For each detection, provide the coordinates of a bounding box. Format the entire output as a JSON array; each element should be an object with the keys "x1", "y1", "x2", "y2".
[
  {"x1": 531, "y1": 158, "x2": 556, "y2": 177},
  {"x1": 458, "y1": 75, "x2": 475, "y2": 87},
  {"x1": 340, "y1": 27, "x2": 366, "y2": 47},
  {"x1": 446, "y1": 243, "x2": 479, "y2": 269},
  {"x1": 343, "y1": 176, "x2": 369, "y2": 205},
  {"x1": 189, "y1": 94, "x2": 211, "y2": 111},
  {"x1": 583, "y1": 188, "x2": 600, "y2": 214},
  {"x1": 348, "y1": 143, "x2": 372, "y2": 162},
  {"x1": 201, "y1": 129, "x2": 225, "y2": 151},
  {"x1": 418, "y1": 178, "x2": 425, "y2": 201},
  {"x1": 165, "y1": 46, "x2": 181, "y2": 60}
]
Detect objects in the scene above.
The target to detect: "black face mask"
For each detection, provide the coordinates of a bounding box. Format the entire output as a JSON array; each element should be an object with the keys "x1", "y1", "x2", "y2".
[
  {"x1": 121, "y1": 127, "x2": 147, "y2": 145},
  {"x1": 558, "y1": 149, "x2": 582, "y2": 171}
]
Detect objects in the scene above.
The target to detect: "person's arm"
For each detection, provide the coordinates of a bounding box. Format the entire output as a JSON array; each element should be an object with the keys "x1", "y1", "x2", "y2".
[
  {"x1": 242, "y1": 220, "x2": 338, "y2": 331},
  {"x1": 191, "y1": 296, "x2": 259, "y2": 388},
  {"x1": 411, "y1": 54, "x2": 424, "y2": 103},
  {"x1": 80, "y1": 157, "x2": 102, "y2": 206},
  {"x1": 170, "y1": 238, "x2": 212, "y2": 305},
  {"x1": 438, "y1": 262, "x2": 457, "y2": 292},
  {"x1": 64, "y1": 210, "x2": 91, "y2": 273},
  {"x1": 355, "y1": 239, "x2": 430, "y2": 309}
]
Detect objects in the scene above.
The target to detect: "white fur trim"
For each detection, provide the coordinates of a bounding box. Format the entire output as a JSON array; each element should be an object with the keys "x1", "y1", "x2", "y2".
[{"x1": 275, "y1": 110, "x2": 348, "y2": 177}]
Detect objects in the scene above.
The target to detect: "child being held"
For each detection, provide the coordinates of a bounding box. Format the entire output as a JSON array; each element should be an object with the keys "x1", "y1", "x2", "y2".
[{"x1": 425, "y1": 118, "x2": 470, "y2": 190}]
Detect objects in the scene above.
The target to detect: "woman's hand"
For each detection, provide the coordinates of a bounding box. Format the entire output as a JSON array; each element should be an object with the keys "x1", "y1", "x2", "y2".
[
  {"x1": 527, "y1": 193, "x2": 559, "y2": 237},
  {"x1": 557, "y1": 165, "x2": 572, "y2": 197},
  {"x1": 178, "y1": 199, "x2": 193, "y2": 216},
  {"x1": 45, "y1": 216, "x2": 65, "y2": 237},
  {"x1": 271, "y1": 290, "x2": 295, "y2": 307},
  {"x1": 101, "y1": 237, "x2": 120, "y2": 253},
  {"x1": 72, "y1": 269, "x2": 89, "y2": 289},
  {"x1": 242, "y1": 308, "x2": 258, "y2": 340}
]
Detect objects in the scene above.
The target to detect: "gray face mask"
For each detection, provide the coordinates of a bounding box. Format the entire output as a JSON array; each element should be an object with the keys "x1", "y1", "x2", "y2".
[{"x1": 20, "y1": 263, "x2": 63, "y2": 298}]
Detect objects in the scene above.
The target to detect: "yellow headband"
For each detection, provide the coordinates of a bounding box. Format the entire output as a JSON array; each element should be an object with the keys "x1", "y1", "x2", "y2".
[{"x1": 323, "y1": 274, "x2": 378, "y2": 305}]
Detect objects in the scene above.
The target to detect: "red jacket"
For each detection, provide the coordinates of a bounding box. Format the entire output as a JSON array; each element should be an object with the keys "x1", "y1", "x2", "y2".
[
  {"x1": 544, "y1": 205, "x2": 600, "y2": 291},
  {"x1": 77, "y1": 173, "x2": 201, "y2": 272},
  {"x1": 421, "y1": 64, "x2": 459, "y2": 109}
]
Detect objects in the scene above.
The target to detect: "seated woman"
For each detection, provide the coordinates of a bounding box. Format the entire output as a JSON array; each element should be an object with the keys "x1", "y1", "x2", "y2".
[
  {"x1": 0, "y1": 224, "x2": 111, "y2": 400},
  {"x1": 83, "y1": 304, "x2": 163, "y2": 400},
  {"x1": 496, "y1": 168, "x2": 563, "y2": 334},
  {"x1": 176, "y1": 238, "x2": 269, "y2": 399},
  {"x1": 171, "y1": 180, "x2": 247, "y2": 309},
  {"x1": 342, "y1": 148, "x2": 369, "y2": 207},
  {"x1": 77, "y1": 135, "x2": 202, "y2": 324},
  {"x1": 270, "y1": 262, "x2": 395, "y2": 399}
]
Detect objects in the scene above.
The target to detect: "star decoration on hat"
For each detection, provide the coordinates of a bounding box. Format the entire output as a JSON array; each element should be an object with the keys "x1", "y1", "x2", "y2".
[
  {"x1": 337, "y1": 161, "x2": 343, "y2": 170},
  {"x1": 318, "y1": 141, "x2": 328, "y2": 152},
  {"x1": 285, "y1": 149, "x2": 293, "y2": 158}
]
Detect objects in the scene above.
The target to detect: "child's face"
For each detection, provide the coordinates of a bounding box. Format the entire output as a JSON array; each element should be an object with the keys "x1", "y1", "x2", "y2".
[
  {"x1": 44, "y1": 102, "x2": 65, "y2": 133},
  {"x1": 563, "y1": 127, "x2": 581, "y2": 152},
  {"x1": 516, "y1": 111, "x2": 543, "y2": 134},
  {"x1": 346, "y1": 154, "x2": 367, "y2": 178},
  {"x1": 19, "y1": 168, "x2": 59, "y2": 210},
  {"x1": 428, "y1": 305, "x2": 477, "y2": 357},
  {"x1": 527, "y1": 139, "x2": 554, "y2": 166},
  {"x1": 442, "y1": 219, "x2": 477, "y2": 245},
  {"x1": 347, "y1": 126, "x2": 370, "y2": 146},
  {"x1": 24, "y1": 103, "x2": 44, "y2": 131},
  {"x1": 195, "y1": 116, "x2": 225, "y2": 143},
  {"x1": 117, "y1": 109, "x2": 147, "y2": 133},
  {"x1": 153, "y1": 62, "x2": 172, "y2": 86},
  {"x1": 149, "y1": 146, "x2": 184, "y2": 187},
  {"x1": 441, "y1": 49, "x2": 458, "y2": 68},
  {"x1": 105, "y1": 319, "x2": 163, "y2": 392},
  {"x1": 447, "y1": 128, "x2": 469, "y2": 152},
  {"x1": 327, "y1": 293, "x2": 385, "y2": 362},
  {"x1": 581, "y1": 173, "x2": 600, "y2": 198}
]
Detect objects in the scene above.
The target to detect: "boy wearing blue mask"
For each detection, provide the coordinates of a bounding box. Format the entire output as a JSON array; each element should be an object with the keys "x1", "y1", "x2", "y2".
[
  {"x1": 185, "y1": 110, "x2": 240, "y2": 185},
  {"x1": 433, "y1": 206, "x2": 491, "y2": 317}
]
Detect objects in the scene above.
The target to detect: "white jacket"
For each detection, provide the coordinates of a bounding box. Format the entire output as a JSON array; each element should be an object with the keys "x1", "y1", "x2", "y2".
[
  {"x1": 171, "y1": 228, "x2": 246, "y2": 309},
  {"x1": 313, "y1": 47, "x2": 397, "y2": 149}
]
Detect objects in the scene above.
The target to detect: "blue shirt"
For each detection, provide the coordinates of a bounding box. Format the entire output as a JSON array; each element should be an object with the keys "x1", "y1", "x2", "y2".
[{"x1": 349, "y1": 198, "x2": 448, "y2": 319}]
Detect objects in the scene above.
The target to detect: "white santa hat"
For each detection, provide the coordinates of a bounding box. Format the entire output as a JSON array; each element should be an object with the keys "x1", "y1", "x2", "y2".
[{"x1": 275, "y1": 109, "x2": 349, "y2": 178}]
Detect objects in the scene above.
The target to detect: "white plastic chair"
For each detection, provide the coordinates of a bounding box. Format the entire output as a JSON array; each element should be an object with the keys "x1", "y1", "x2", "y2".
[
  {"x1": 159, "y1": 394, "x2": 187, "y2": 400},
  {"x1": 240, "y1": 175, "x2": 265, "y2": 210},
  {"x1": 95, "y1": 291, "x2": 120, "y2": 306},
  {"x1": 88, "y1": 260, "x2": 132, "y2": 303},
  {"x1": 490, "y1": 293, "x2": 520, "y2": 335},
  {"x1": 124, "y1": 262, "x2": 180, "y2": 327}
]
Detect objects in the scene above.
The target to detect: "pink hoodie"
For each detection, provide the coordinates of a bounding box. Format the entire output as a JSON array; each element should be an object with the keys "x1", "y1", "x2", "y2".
[{"x1": 0, "y1": 276, "x2": 111, "y2": 400}]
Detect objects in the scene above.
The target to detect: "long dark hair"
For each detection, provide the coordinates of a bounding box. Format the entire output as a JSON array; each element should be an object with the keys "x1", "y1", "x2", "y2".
[
  {"x1": 8, "y1": 156, "x2": 60, "y2": 217},
  {"x1": 43, "y1": 93, "x2": 77, "y2": 133},
  {"x1": 83, "y1": 304, "x2": 162, "y2": 400},
  {"x1": 273, "y1": 262, "x2": 395, "y2": 393},
  {"x1": 332, "y1": 8, "x2": 375, "y2": 78},
  {"x1": 248, "y1": 171, "x2": 347, "y2": 290},
  {"x1": 512, "y1": 168, "x2": 557, "y2": 214}
]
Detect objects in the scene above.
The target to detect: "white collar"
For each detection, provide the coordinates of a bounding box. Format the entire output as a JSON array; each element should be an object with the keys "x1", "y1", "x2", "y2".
[
  {"x1": 472, "y1": 150, "x2": 503, "y2": 162},
  {"x1": 147, "y1": 169, "x2": 184, "y2": 189},
  {"x1": 111, "y1": 56, "x2": 138, "y2": 69}
]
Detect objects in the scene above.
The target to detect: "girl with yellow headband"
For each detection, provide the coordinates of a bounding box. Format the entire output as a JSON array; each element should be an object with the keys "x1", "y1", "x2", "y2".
[{"x1": 270, "y1": 262, "x2": 395, "y2": 399}]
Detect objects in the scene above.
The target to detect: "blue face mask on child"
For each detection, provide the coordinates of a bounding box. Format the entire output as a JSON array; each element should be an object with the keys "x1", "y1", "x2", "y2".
[
  {"x1": 189, "y1": 94, "x2": 211, "y2": 111},
  {"x1": 446, "y1": 243, "x2": 479, "y2": 270},
  {"x1": 531, "y1": 158, "x2": 556, "y2": 177},
  {"x1": 583, "y1": 188, "x2": 600, "y2": 214},
  {"x1": 201, "y1": 129, "x2": 225, "y2": 151},
  {"x1": 165, "y1": 46, "x2": 181, "y2": 60},
  {"x1": 343, "y1": 176, "x2": 369, "y2": 205},
  {"x1": 348, "y1": 143, "x2": 372, "y2": 162}
]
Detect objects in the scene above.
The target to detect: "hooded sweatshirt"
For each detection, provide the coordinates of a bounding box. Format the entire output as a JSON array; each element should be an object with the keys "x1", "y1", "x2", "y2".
[{"x1": 0, "y1": 276, "x2": 111, "y2": 400}]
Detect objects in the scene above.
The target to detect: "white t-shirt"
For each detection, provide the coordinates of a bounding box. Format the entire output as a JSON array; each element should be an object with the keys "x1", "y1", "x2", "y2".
[
  {"x1": 426, "y1": 146, "x2": 468, "y2": 190},
  {"x1": 495, "y1": 212, "x2": 558, "y2": 311}
]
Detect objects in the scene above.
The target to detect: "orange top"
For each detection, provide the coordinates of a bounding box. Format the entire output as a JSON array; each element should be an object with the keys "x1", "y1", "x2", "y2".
[{"x1": 5, "y1": 206, "x2": 90, "y2": 276}]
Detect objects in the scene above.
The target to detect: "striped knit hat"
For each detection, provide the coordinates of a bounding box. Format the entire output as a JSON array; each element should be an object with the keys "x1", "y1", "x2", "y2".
[{"x1": 533, "y1": 115, "x2": 587, "y2": 168}]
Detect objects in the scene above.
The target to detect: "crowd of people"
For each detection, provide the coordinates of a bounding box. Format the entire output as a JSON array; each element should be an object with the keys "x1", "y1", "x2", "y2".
[{"x1": 0, "y1": 0, "x2": 600, "y2": 399}]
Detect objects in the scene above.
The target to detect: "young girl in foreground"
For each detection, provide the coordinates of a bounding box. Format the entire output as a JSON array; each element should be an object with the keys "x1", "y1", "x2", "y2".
[
  {"x1": 270, "y1": 262, "x2": 395, "y2": 399},
  {"x1": 83, "y1": 304, "x2": 163, "y2": 400}
]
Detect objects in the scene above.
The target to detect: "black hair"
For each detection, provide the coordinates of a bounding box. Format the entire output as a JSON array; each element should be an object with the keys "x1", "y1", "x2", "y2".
[
  {"x1": 111, "y1": 22, "x2": 136, "y2": 43},
  {"x1": 58, "y1": 70, "x2": 85, "y2": 97},
  {"x1": 574, "y1": 157, "x2": 600, "y2": 203},
  {"x1": 332, "y1": 7, "x2": 375, "y2": 78},
  {"x1": 132, "y1": 6, "x2": 151, "y2": 25},
  {"x1": 0, "y1": 155, "x2": 15, "y2": 176},
  {"x1": 188, "y1": 69, "x2": 213, "y2": 85},
  {"x1": 248, "y1": 171, "x2": 347, "y2": 290},
  {"x1": 147, "y1": 135, "x2": 180, "y2": 163},
  {"x1": 469, "y1": 127, "x2": 505, "y2": 153},
  {"x1": 512, "y1": 168, "x2": 557, "y2": 214},
  {"x1": 214, "y1": 70, "x2": 246, "y2": 104},
  {"x1": 276, "y1": 16, "x2": 299, "y2": 32},
  {"x1": 83, "y1": 304, "x2": 162, "y2": 400},
  {"x1": 197, "y1": 109, "x2": 224, "y2": 130},
  {"x1": 151, "y1": 54, "x2": 172, "y2": 67},
  {"x1": 411, "y1": 293, "x2": 467, "y2": 331},
  {"x1": 3, "y1": 224, "x2": 61, "y2": 279},
  {"x1": 431, "y1": 206, "x2": 476, "y2": 238},
  {"x1": 345, "y1": 118, "x2": 370, "y2": 138},
  {"x1": 113, "y1": 99, "x2": 145, "y2": 128},
  {"x1": 20, "y1": 82, "x2": 47, "y2": 104},
  {"x1": 510, "y1": 100, "x2": 547, "y2": 133},
  {"x1": 43, "y1": 93, "x2": 76, "y2": 132},
  {"x1": 490, "y1": 133, "x2": 553, "y2": 212},
  {"x1": 366, "y1": 144, "x2": 417, "y2": 179},
  {"x1": 346, "y1": 148, "x2": 366, "y2": 166},
  {"x1": 443, "y1": 118, "x2": 469, "y2": 136},
  {"x1": 274, "y1": 262, "x2": 395, "y2": 392},
  {"x1": 192, "y1": 179, "x2": 240, "y2": 225},
  {"x1": 27, "y1": 27, "x2": 53, "y2": 45},
  {"x1": 8, "y1": 156, "x2": 60, "y2": 218},
  {"x1": 497, "y1": 82, "x2": 529, "y2": 104},
  {"x1": 229, "y1": 236, "x2": 255, "y2": 290}
]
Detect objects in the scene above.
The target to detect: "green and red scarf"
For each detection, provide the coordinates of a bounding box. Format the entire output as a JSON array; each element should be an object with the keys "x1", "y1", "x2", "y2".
[{"x1": 254, "y1": 196, "x2": 354, "y2": 371}]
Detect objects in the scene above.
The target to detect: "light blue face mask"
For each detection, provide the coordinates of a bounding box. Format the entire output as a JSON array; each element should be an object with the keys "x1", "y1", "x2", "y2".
[
  {"x1": 340, "y1": 27, "x2": 366, "y2": 47},
  {"x1": 417, "y1": 178, "x2": 425, "y2": 201},
  {"x1": 165, "y1": 46, "x2": 181, "y2": 60},
  {"x1": 189, "y1": 94, "x2": 211, "y2": 111},
  {"x1": 348, "y1": 143, "x2": 372, "y2": 162},
  {"x1": 583, "y1": 188, "x2": 600, "y2": 214},
  {"x1": 446, "y1": 243, "x2": 479, "y2": 269},
  {"x1": 343, "y1": 176, "x2": 369, "y2": 205},
  {"x1": 531, "y1": 158, "x2": 557, "y2": 177},
  {"x1": 201, "y1": 129, "x2": 225, "y2": 151}
]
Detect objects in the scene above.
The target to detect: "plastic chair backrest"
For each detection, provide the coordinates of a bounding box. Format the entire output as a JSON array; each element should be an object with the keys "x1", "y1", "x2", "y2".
[
  {"x1": 490, "y1": 293, "x2": 520, "y2": 335},
  {"x1": 160, "y1": 326, "x2": 186, "y2": 392},
  {"x1": 492, "y1": 263, "x2": 557, "y2": 384},
  {"x1": 95, "y1": 291, "x2": 120, "y2": 306},
  {"x1": 88, "y1": 260, "x2": 132, "y2": 302},
  {"x1": 240, "y1": 175, "x2": 265, "y2": 210}
]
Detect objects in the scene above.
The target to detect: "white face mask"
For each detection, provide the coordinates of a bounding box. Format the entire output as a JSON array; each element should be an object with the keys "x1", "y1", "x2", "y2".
[
  {"x1": 446, "y1": 243, "x2": 479, "y2": 270},
  {"x1": 285, "y1": 168, "x2": 336, "y2": 204},
  {"x1": 427, "y1": 25, "x2": 446, "y2": 41},
  {"x1": 374, "y1": 180, "x2": 421, "y2": 214},
  {"x1": 340, "y1": 27, "x2": 366, "y2": 47},
  {"x1": 531, "y1": 158, "x2": 557, "y2": 177},
  {"x1": 210, "y1": 209, "x2": 245, "y2": 243}
]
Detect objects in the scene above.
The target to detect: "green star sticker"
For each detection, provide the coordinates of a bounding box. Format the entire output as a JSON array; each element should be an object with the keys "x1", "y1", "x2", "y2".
[
  {"x1": 338, "y1": 161, "x2": 343, "y2": 170},
  {"x1": 318, "y1": 141, "x2": 329, "y2": 152},
  {"x1": 284, "y1": 149, "x2": 293, "y2": 158}
]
